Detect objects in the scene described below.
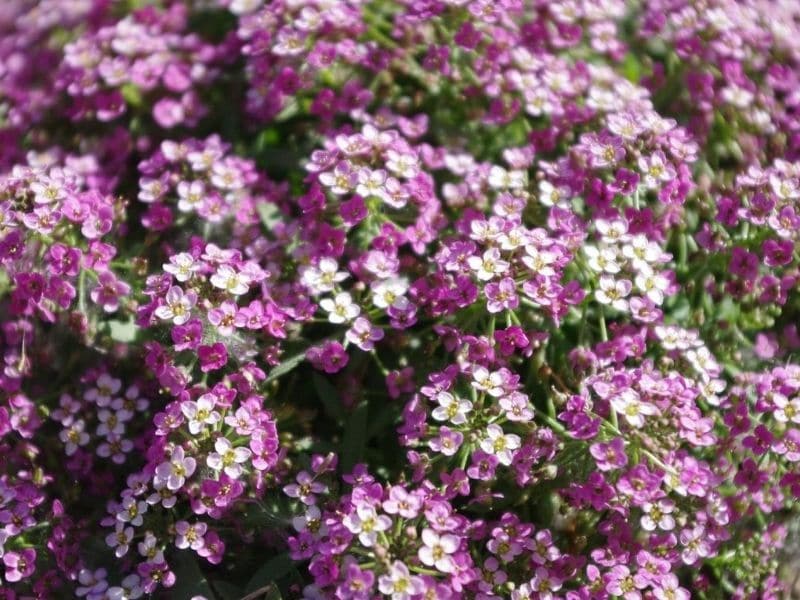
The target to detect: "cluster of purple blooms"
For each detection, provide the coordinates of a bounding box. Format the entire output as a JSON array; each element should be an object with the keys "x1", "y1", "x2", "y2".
[{"x1": 3, "y1": 0, "x2": 800, "y2": 598}]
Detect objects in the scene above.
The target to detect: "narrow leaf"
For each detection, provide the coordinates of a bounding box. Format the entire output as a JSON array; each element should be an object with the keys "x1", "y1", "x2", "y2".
[
  {"x1": 312, "y1": 372, "x2": 345, "y2": 421},
  {"x1": 265, "y1": 353, "x2": 306, "y2": 383},
  {"x1": 341, "y1": 401, "x2": 368, "y2": 472},
  {"x1": 245, "y1": 553, "x2": 295, "y2": 593}
]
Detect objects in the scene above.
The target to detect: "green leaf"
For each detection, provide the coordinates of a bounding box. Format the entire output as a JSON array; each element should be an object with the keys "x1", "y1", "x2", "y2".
[
  {"x1": 211, "y1": 580, "x2": 244, "y2": 600},
  {"x1": 257, "y1": 202, "x2": 283, "y2": 233},
  {"x1": 107, "y1": 319, "x2": 138, "y2": 343},
  {"x1": 265, "y1": 352, "x2": 306, "y2": 383},
  {"x1": 312, "y1": 372, "x2": 345, "y2": 421},
  {"x1": 245, "y1": 553, "x2": 295, "y2": 593},
  {"x1": 170, "y1": 551, "x2": 216, "y2": 599},
  {"x1": 341, "y1": 401, "x2": 368, "y2": 472},
  {"x1": 243, "y1": 583, "x2": 282, "y2": 600},
  {"x1": 120, "y1": 83, "x2": 143, "y2": 108}
]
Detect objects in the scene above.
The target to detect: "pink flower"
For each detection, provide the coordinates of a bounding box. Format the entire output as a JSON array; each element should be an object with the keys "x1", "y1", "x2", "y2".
[
  {"x1": 154, "y1": 446, "x2": 197, "y2": 491},
  {"x1": 90, "y1": 271, "x2": 131, "y2": 313}
]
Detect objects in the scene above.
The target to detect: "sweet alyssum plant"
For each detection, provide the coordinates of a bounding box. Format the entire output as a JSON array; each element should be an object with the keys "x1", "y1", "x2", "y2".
[{"x1": 2, "y1": 0, "x2": 800, "y2": 598}]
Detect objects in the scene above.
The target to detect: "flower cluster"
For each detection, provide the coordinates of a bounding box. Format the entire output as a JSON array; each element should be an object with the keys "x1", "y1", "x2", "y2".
[{"x1": 3, "y1": 0, "x2": 800, "y2": 598}]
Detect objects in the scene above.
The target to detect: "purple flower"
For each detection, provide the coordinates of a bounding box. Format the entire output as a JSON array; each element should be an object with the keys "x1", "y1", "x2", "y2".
[
  {"x1": 3, "y1": 548, "x2": 36, "y2": 582},
  {"x1": 90, "y1": 271, "x2": 131, "y2": 313},
  {"x1": 198, "y1": 342, "x2": 228, "y2": 372}
]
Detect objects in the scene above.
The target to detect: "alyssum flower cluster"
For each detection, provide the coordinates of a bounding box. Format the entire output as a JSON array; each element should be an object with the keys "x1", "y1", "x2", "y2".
[{"x1": 2, "y1": 0, "x2": 800, "y2": 598}]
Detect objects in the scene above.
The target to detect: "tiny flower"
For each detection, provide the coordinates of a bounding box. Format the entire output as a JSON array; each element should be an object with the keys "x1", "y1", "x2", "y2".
[
  {"x1": 59, "y1": 419, "x2": 90, "y2": 455},
  {"x1": 488, "y1": 165, "x2": 527, "y2": 190},
  {"x1": 320, "y1": 292, "x2": 360, "y2": 324},
  {"x1": 584, "y1": 245, "x2": 621, "y2": 274},
  {"x1": 345, "y1": 317, "x2": 385, "y2": 351},
  {"x1": 471, "y1": 366, "x2": 506, "y2": 397},
  {"x1": 342, "y1": 504, "x2": 391, "y2": 547},
  {"x1": 90, "y1": 271, "x2": 131, "y2": 313},
  {"x1": 595, "y1": 276, "x2": 632, "y2": 311},
  {"x1": 431, "y1": 391, "x2": 473, "y2": 425},
  {"x1": 3, "y1": 548, "x2": 36, "y2": 583},
  {"x1": 176, "y1": 180, "x2": 205, "y2": 212},
  {"x1": 418, "y1": 528, "x2": 459, "y2": 573},
  {"x1": 181, "y1": 394, "x2": 221, "y2": 434},
  {"x1": 210, "y1": 264, "x2": 250, "y2": 295},
  {"x1": 371, "y1": 278, "x2": 409, "y2": 310},
  {"x1": 428, "y1": 426, "x2": 463, "y2": 456},
  {"x1": 174, "y1": 521, "x2": 207, "y2": 551},
  {"x1": 154, "y1": 446, "x2": 197, "y2": 491},
  {"x1": 154, "y1": 286, "x2": 197, "y2": 325},
  {"x1": 499, "y1": 392, "x2": 534, "y2": 422},
  {"x1": 163, "y1": 252, "x2": 201, "y2": 282},
  {"x1": 206, "y1": 437, "x2": 252, "y2": 479},
  {"x1": 641, "y1": 499, "x2": 676, "y2": 531},
  {"x1": 611, "y1": 389, "x2": 658, "y2": 428},
  {"x1": 284, "y1": 471, "x2": 327, "y2": 505},
  {"x1": 480, "y1": 424, "x2": 521, "y2": 466},
  {"x1": 301, "y1": 258, "x2": 349, "y2": 294},
  {"x1": 485, "y1": 277, "x2": 519, "y2": 313},
  {"x1": 467, "y1": 248, "x2": 509, "y2": 281},
  {"x1": 378, "y1": 561, "x2": 424, "y2": 600},
  {"x1": 634, "y1": 270, "x2": 670, "y2": 305},
  {"x1": 106, "y1": 522, "x2": 134, "y2": 558}
]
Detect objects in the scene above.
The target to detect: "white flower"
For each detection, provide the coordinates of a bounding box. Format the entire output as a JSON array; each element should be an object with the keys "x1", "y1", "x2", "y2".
[
  {"x1": 176, "y1": 180, "x2": 205, "y2": 213},
  {"x1": 488, "y1": 165, "x2": 527, "y2": 190},
  {"x1": 163, "y1": 252, "x2": 201, "y2": 282},
  {"x1": 774, "y1": 395, "x2": 800, "y2": 424},
  {"x1": 154, "y1": 446, "x2": 196, "y2": 491},
  {"x1": 175, "y1": 521, "x2": 207, "y2": 551},
  {"x1": 621, "y1": 234, "x2": 662, "y2": 271},
  {"x1": 210, "y1": 265, "x2": 250, "y2": 295},
  {"x1": 480, "y1": 424, "x2": 521, "y2": 465},
  {"x1": 638, "y1": 152, "x2": 676, "y2": 189},
  {"x1": 522, "y1": 245, "x2": 558, "y2": 276},
  {"x1": 770, "y1": 173, "x2": 800, "y2": 200},
  {"x1": 106, "y1": 522, "x2": 134, "y2": 558},
  {"x1": 634, "y1": 271, "x2": 670, "y2": 305},
  {"x1": 584, "y1": 245, "x2": 621, "y2": 274},
  {"x1": 59, "y1": 419, "x2": 89, "y2": 456},
  {"x1": 154, "y1": 286, "x2": 197, "y2": 325},
  {"x1": 538, "y1": 180, "x2": 570, "y2": 208},
  {"x1": 378, "y1": 561, "x2": 424, "y2": 600},
  {"x1": 595, "y1": 276, "x2": 632, "y2": 312},
  {"x1": 356, "y1": 167, "x2": 387, "y2": 198},
  {"x1": 371, "y1": 277, "x2": 409, "y2": 309},
  {"x1": 471, "y1": 366, "x2": 506, "y2": 397},
  {"x1": 431, "y1": 392, "x2": 472, "y2": 425},
  {"x1": 206, "y1": 437, "x2": 252, "y2": 479},
  {"x1": 595, "y1": 219, "x2": 628, "y2": 243},
  {"x1": 467, "y1": 248, "x2": 509, "y2": 281},
  {"x1": 641, "y1": 499, "x2": 675, "y2": 531},
  {"x1": 385, "y1": 150, "x2": 420, "y2": 178},
  {"x1": 292, "y1": 506, "x2": 327, "y2": 538},
  {"x1": 181, "y1": 394, "x2": 221, "y2": 435},
  {"x1": 342, "y1": 504, "x2": 391, "y2": 547},
  {"x1": 610, "y1": 389, "x2": 658, "y2": 428},
  {"x1": 301, "y1": 258, "x2": 349, "y2": 294},
  {"x1": 418, "y1": 528, "x2": 459, "y2": 573},
  {"x1": 320, "y1": 292, "x2": 360, "y2": 324},
  {"x1": 118, "y1": 496, "x2": 147, "y2": 526}
]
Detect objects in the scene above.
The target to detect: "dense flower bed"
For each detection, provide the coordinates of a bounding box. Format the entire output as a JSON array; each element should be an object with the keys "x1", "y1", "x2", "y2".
[{"x1": 2, "y1": 0, "x2": 800, "y2": 598}]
